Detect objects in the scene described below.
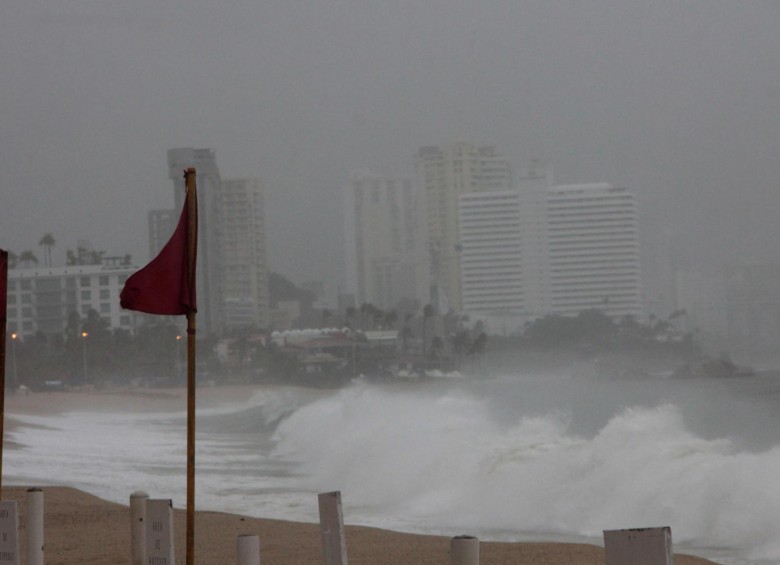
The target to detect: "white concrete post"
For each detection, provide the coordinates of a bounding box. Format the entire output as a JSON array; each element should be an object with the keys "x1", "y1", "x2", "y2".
[
  {"x1": 451, "y1": 535, "x2": 479, "y2": 565},
  {"x1": 129, "y1": 491, "x2": 148, "y2": 565},
  {"x1": 318, "y1": 491, "x2": 348, "y2": 565},
  {"x1": 603, "y1": 526, "x2": 673, "y2": 565},
  {"x1": 236, "y1": 534, "x2": 261, "y2": 565},
  {"x1": 26, "y1": 488, "x2": 44, "y2": 565},
  {"x1": 0, "y1": 500, "x2": 20, "y2": 565},
  {"x1": 146, "y1": 499, "x2": 174, "y2": 565}
]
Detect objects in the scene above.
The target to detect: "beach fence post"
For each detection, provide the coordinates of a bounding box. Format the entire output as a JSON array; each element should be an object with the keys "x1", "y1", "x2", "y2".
[
  {"x1": 603, "y1": 526, "x2": 673, "y2": 565},
  {"x1": 26, "y1": 488, "x2": 43, "y2": 565},
  {"x1": 236, "y1": 534, "x2": 261, "y2": 565},
  {"x1": 318, "y1": 491, "x2": 348, "y2": 565},
  {"x1": 451, "y1": 535, "x2": 479, "y2": 565},
  {"x1": 130, "y1": 491, "x2": 148, "y2": 565},
  {"x1": 0, "y1": 499, "x2": 20, "y2": 565},
  {"x1": 146, "y1": 499, "x2": 174, "y2": 565}
]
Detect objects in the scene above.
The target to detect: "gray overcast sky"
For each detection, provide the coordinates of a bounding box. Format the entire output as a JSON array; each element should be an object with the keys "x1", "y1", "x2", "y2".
[{"x1": 2, "y1": 1, "x2": 780, "y2": 303}]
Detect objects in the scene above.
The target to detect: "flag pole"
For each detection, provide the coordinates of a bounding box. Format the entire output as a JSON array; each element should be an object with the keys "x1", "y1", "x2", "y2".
[
  {"x1": 183, "y1": 169, "x2": 198, "y2": 565},
  {"x1": 0, "y1": 249, "x2": 7, "y2": 499}
]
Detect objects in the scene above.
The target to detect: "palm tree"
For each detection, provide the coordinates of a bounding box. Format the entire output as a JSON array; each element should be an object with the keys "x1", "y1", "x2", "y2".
[
  {"x1": 38, "y1": 233, "x2": 56, "y2": 267},
  {"x1": 19, "y1": 250, "x2": 38, "y2": 268},
  {"x1": 6, "y1": 251, "x2": 18, "y2": 269},
  {"x1": 422, "y1": 303, "x2": 435, "y2": 358}
]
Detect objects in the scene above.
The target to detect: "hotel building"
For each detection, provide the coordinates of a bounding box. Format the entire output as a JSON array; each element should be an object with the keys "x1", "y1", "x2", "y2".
[
  {"x1": 414, "y1": 143, "x2": 512, "y2": 311},
  {"x1": 343, "y1": 171, "x2": 427, "y2": 310}
]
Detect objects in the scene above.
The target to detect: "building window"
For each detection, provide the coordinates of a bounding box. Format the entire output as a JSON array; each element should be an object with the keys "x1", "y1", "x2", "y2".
[
  {"x1": 22, "y1": 307, "x2": 32, "y2": 318},
  {"x1": 20, "y1": 280, "x2": 31, "y2": 291},
  {"x1": 7, "y1": 281, "x2": 15, "y2": 291},
  {"x1": 100, "y1": 289, "x2": 110, "y2": 300},
  {"x1": 22, "y1": 321, "x2": 33, "y2": 331},
  {"x1": 81, "y1": 290, "x2": 91, "y2": 301},
  {"x1": 7, "y1": 308, "x2": 16, "y2": 319},
  {"x1": 80, "y1": 277, "x2": 91, "y2": 287},
  {"x1": 81, "y1": 305, "x2": 91, "y2": 314},
  {"x1": 21, "y1": 294, "x2": 31, "y2": 304},
  {"x1": 100, "y1": 303, "x2": 110, "y2": 313}
]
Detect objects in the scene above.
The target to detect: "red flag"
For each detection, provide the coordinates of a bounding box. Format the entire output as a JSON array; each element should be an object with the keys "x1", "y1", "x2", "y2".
[
  {"x1": 0, "y1": 249, "x2": 7, "y2": 324},
  {"x1": 120, "y1": 193, "x2": 197, "y2": 315}
]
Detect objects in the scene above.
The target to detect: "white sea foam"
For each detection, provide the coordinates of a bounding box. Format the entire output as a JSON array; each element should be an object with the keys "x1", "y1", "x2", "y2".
[{"x1": 7, "y1": 376, "x2": 780, "y2": 563}]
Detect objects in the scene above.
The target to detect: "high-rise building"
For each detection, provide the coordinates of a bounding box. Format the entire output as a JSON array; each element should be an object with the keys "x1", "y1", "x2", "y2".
[
  {"x1": 164, "y1": 150, "x2": 272, "y2": 333},
  {"x1": 544, "y1": 184, "x2": 642, "y2": 318},
  {"x1": 458, "y1": 177, "x2": 642, "y2": 329},
  {"x1": 415, "y1": 143, "x2": 512, "y2": 311},
  {"x1": 219, "y1": 178, "x2": 270, "y2": 330},
  {"x1": 343, "y1": 171, "x2": 427, "y2": 310},
  {"x1": 167, "y1": 148, "x2": 224, "y2": 335},
  {"x1": 457, "y1": 163, "x2": 550, "y2": 329}
]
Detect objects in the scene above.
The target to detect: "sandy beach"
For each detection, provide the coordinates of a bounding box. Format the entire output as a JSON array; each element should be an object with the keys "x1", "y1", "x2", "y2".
[{"x1": 1, "y1": 386, "x2": 720, "y2": 564}]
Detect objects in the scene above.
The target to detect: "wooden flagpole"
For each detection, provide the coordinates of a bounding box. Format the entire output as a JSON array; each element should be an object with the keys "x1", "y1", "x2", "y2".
[{"x1": 184, "y1": 169, "x2": 198, "y2": 565}]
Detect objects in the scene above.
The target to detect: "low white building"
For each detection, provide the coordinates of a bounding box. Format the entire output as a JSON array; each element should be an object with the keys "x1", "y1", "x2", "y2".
[{"x1": 6, "y1": 262, "x2": 146, "y2": 340}]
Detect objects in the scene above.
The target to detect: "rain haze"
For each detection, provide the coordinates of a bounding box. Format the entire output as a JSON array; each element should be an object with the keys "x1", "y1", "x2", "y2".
[
  {"x1": 7, "y1": 4, "x2": 780, "y2": 563},
  {"x1": 2, "y1": 1, "x2": 780, "y2": 296}
]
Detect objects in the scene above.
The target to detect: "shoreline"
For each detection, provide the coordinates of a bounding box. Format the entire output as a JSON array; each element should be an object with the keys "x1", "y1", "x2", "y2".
[
  {"x1": 0, "y1": 486, "x2": 719, "y2": 564},
  {"x1": 1, "y1": 385, "x2": 723, "y2": 563}
]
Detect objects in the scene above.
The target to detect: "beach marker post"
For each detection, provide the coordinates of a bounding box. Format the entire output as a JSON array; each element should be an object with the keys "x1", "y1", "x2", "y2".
[
  {"x1": 0, "y1": 499, "x2": 19, "y2": 565},
  {"x1": 130, "y1": 490, "x2": 148, "y2": 565},
  {"x1": 236, "y1": 534, "x2": 261, "y2": 565},
  {"x1": 146, "y1": 499, "x2": 174, "y2": 565},
  {"x1": 603, "y1": 526, "x2": 673, "y2": 565},
  {"x1": 451, "y1": 535, "x2": 479, "y2": 565},
  {"x1": 318, "y1": 491, "x2": 348, "y2": 565},
  {"x1": 25, "y1": 488, "x2": 43, "y2": 565}
]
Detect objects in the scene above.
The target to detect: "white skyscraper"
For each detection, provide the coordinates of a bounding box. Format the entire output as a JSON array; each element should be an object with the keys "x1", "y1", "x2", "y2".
[
  {"x1": 545, "y1": 184, "x2": 642, "y2": 318},
  {"x1": 415, "y1": 143, "x2": 512, "y2": 311},
  {"x1": 343, "y1": 171, "x2": 427, "y2": 310},
  {"x1": 458, "y1": 176, "x2": 642, "y2": 327},
  {"x1": 458, "y1": 164, "x2": 551, "y2": 329}
]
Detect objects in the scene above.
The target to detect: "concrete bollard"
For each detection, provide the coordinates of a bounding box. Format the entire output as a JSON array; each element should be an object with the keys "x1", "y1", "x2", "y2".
[
  {"x1": 130, "y1": 491, "x2": 148, "y2": 565},
  {"x1": 26, "y1": 488, "x2": 44, "y2": 565},
  {"x1": 451, "y1": 535, "x2": 479, "y2": 565},
  {"x1": 236, "y1": 534, "x2": 261, "y2": 565}
]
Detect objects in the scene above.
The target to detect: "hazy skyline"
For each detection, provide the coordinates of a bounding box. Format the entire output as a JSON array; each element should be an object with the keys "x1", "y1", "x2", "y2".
[{"x1": 2, "y1": 1, "x2": 780, "y2": 306}]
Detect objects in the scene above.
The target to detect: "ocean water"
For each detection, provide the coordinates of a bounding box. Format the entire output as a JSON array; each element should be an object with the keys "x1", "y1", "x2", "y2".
[{"x1": 7, "y1": 370, "x2": 780, "y2": 564}]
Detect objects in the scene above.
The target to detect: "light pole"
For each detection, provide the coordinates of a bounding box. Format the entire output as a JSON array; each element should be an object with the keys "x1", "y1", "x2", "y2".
[
  {"x1": 10, "y1": 332, "x2": 18, "y2": 389},
  {"x1": 81, "y1": 331, "x2": 88, "y2": 383}
]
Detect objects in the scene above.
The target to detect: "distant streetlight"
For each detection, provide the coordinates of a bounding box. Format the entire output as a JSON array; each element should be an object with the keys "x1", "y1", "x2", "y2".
[
  {"x1": 10, "y1": 332, "x2": 18, "y2": 389},
  {"x1": 81, "y1": 331, "x2": 88, "y2": 383}
]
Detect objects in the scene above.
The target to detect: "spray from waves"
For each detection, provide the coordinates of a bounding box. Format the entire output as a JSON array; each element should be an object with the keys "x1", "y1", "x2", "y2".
[{"x1": 271, "y1": 382, "x2": 780, "y2": 559}]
